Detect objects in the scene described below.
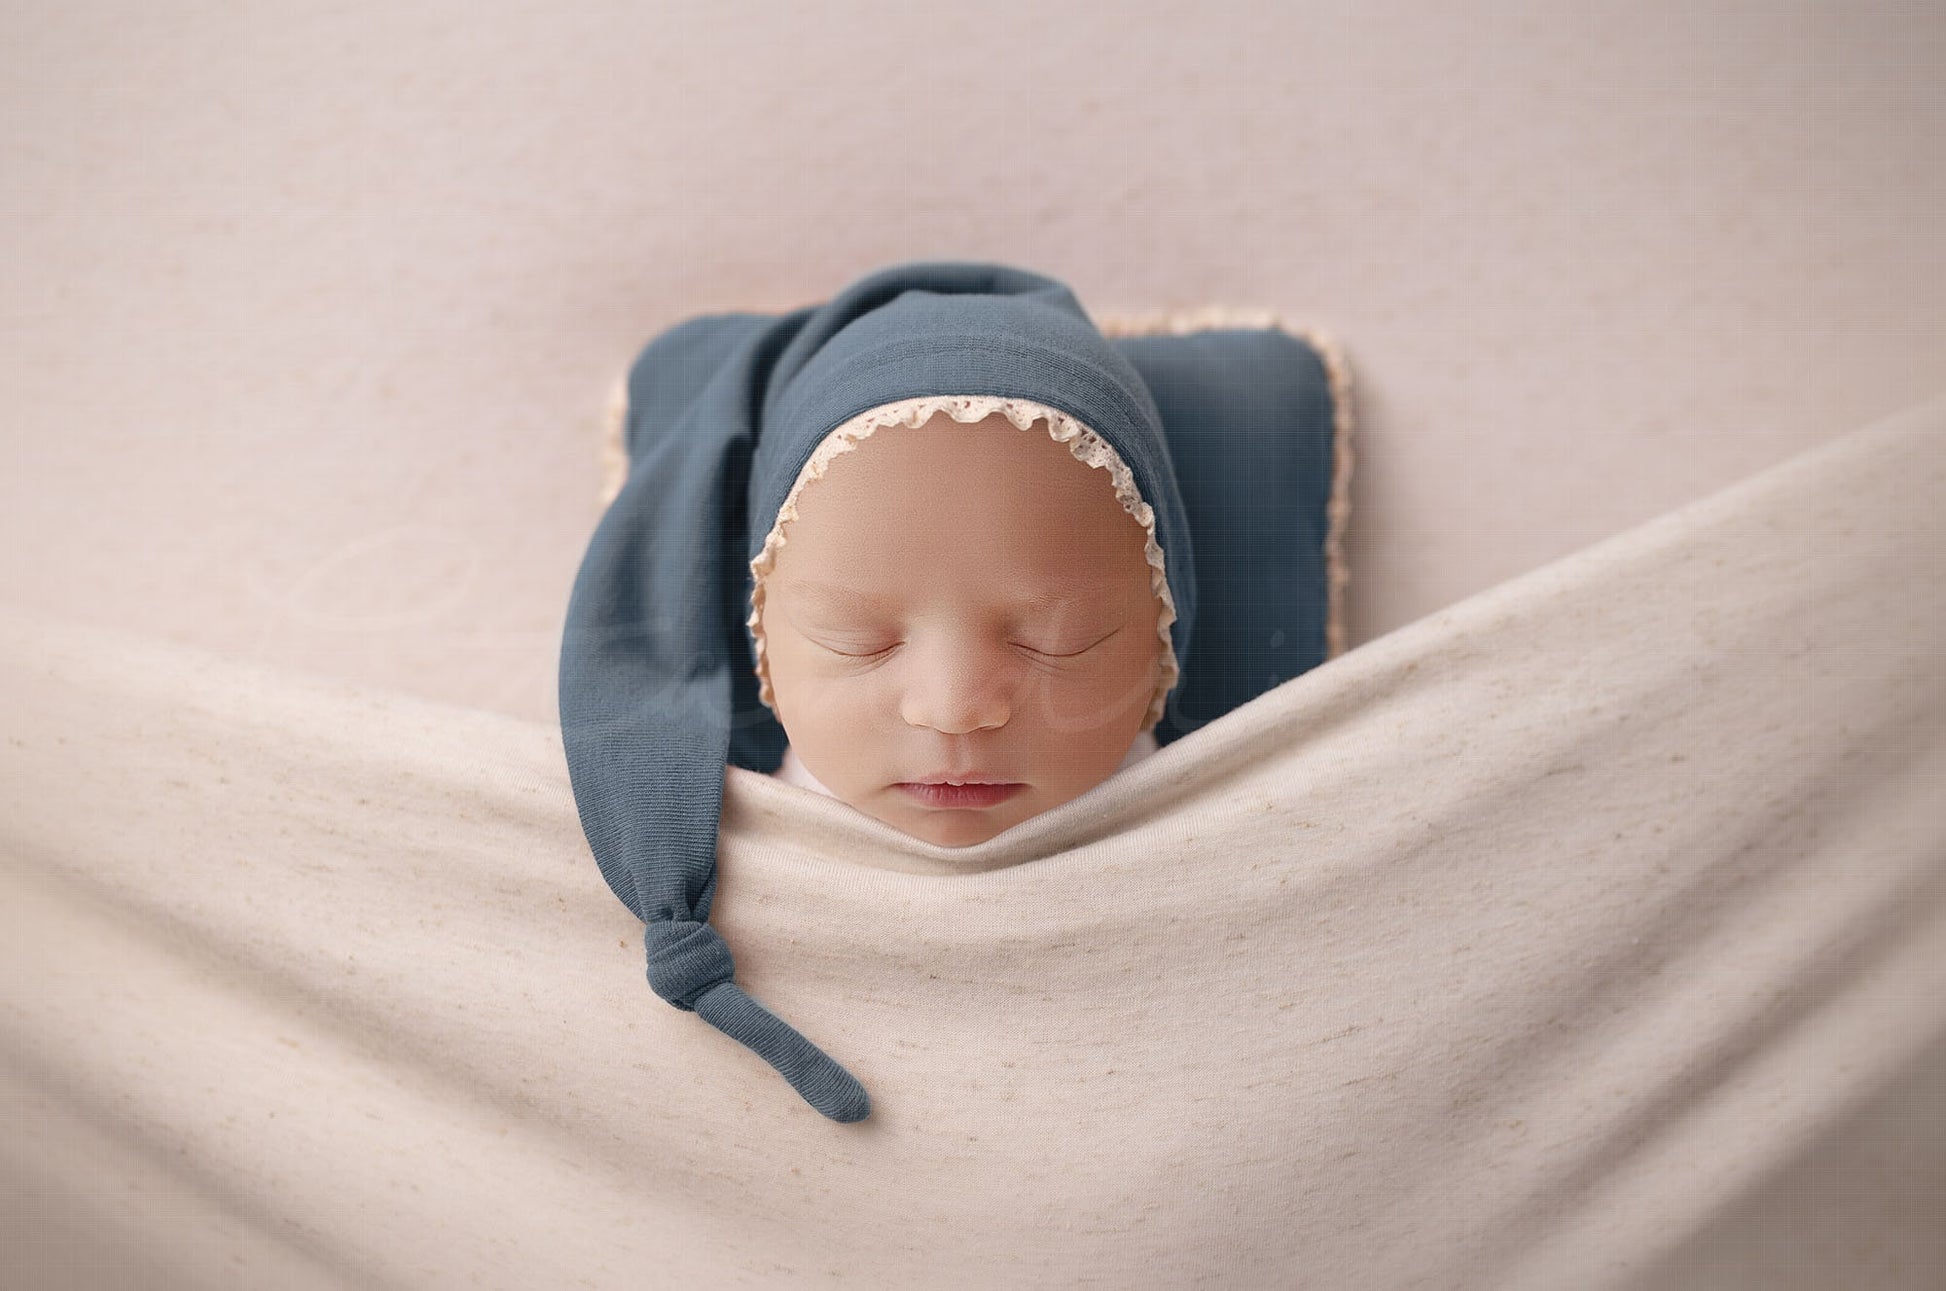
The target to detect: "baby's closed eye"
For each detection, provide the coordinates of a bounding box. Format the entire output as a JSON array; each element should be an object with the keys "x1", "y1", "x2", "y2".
[{"x1": 814, "y1": 625, "x2": 1122, "y2": 662}]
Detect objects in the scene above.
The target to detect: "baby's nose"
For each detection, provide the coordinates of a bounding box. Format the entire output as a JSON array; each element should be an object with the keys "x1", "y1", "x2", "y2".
[{"x1": 898, "y1": 642, "x2": 1013, "y2": 735}]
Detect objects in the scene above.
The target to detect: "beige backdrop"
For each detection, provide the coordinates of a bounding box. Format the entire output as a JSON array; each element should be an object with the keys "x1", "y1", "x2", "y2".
[{"x1": 2, "y1": 0, "x2": 1940, "y2": 725}]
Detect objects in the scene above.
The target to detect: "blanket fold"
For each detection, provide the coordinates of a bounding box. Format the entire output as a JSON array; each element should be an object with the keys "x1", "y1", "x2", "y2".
[{"x1": 4, "y1": 396, "x2": 1943, "y2": 1288}]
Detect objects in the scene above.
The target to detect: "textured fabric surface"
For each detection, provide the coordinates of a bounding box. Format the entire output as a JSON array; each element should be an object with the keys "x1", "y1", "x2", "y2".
[{"x1": 4, "y1": 397, "x2": 1943, "y2": 1288}]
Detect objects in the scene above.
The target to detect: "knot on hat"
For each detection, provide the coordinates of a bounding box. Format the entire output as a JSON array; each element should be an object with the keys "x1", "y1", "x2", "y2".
[
  {"x1": 644, "y1": 917, "x2": 737, "y2": 1012},
  {"x1": 642, "y1": 915, "x2": 874, "y2": 1123}
]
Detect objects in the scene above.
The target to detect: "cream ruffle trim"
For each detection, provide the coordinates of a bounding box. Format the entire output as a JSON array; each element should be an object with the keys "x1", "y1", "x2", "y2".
[
  {"x1": 744, "y1": 394, "x2": 1182, "y2": 731},
  {"x1": 595, "y1": 306, "x2": 1356, "y2": 713}
]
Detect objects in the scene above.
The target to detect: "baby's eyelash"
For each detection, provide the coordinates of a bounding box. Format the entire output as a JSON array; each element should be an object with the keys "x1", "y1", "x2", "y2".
[
  {"x1": 823, "y1": 643, "x2": 897, "y2": 660},
  {"x1": 820, "y1": 632, "x2": 1114, "y2": 661},
  {"x1": 1040, "y1": 626, "x2": 1125, "y2": 657},
  {"x1": 1025, "y1": 643, "x2": 1094, "y2": 659}
]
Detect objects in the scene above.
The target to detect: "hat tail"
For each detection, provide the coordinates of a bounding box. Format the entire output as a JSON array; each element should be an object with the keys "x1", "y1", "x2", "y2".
[{"x1": 693, "y1": 981, "x2": 873, "y2": 1123}]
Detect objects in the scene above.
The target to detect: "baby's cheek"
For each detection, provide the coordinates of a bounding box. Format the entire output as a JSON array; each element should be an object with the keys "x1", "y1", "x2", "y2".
[
  {"x1": 768, "y1": 642, "x2": 854, "y2": 726},
  {"x1": 798, "y1": 692, "x2": 890, "y2": 786},
  {"x1": 1028, "y1": 656, "x2": 1154, "y2": 731}
]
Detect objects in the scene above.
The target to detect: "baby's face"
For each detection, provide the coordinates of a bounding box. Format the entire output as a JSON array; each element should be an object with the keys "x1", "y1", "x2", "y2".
[{"x1": 760, "y1": 412, "x2": 1164, "y2": 848}]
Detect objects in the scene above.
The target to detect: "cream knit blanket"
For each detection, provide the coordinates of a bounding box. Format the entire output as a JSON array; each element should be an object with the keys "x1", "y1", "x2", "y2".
[{"x1": 3, "y1": 397, "x2": 1942, "y2": 1289}]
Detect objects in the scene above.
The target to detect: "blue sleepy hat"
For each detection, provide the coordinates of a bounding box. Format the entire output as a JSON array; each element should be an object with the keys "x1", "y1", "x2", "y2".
[
  {"x1": 743, "y1": 271, "x2": 1199, "y2": 734},
  {"x1": 556, "y1": 257, "x2": 1346, "y2": 1129},
  {"x1": 558, "y1": 261, "x2": 1200, "y2": 1123}
]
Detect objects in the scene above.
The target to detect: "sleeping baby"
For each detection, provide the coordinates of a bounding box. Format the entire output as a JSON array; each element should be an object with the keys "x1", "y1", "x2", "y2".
[
  {"x1": 749, "y1": 399, "x2": 1171, "y2": 848},
  {"x1": 559, "y1": 260, "x2": 1201, "y2": 1119}
]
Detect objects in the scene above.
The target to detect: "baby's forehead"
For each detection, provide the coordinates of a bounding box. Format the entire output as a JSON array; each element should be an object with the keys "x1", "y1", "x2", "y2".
[
  {"x1": 828, "y1": 413, "x2": 1108, "y2": 488},
  {"x1": 782, "y1": 566, "x2": 1139, "y2": 610}
]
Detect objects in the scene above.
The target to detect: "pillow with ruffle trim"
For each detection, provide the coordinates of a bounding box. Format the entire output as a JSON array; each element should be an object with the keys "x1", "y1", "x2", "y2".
[{"x1": 596, "y1": 306, "x2": 1354, "y2": 746}]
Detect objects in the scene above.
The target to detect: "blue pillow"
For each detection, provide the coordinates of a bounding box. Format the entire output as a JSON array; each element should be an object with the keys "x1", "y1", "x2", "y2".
[
  {"x1": 1103, "y1": 318, "x2": 1352, "y2": 741},
  {"x1": 601, "y1": 308, "x2": 1353, "y2": 753}
]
